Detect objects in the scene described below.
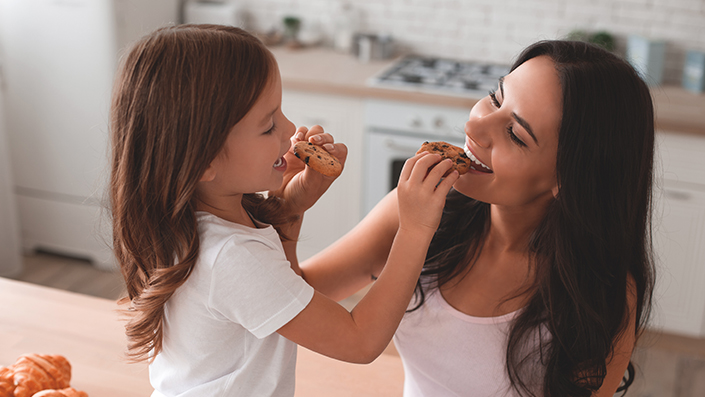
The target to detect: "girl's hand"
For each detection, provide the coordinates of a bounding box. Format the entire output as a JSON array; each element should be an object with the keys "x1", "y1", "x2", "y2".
[
  {"x1": 270, "y1": 125, "x2": 348, "y2": 215},
  {"x1": 396, "y1": 152, "x2": 459, "y2": 235}
]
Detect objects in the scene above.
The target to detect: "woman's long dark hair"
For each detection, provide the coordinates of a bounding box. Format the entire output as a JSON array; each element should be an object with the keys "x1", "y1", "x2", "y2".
[
  {"x1": 109, "y1": 25, "x2": 293, "y2": 362},
  {"x1": 413, "y1": 40, "x2": 655, "y2": 396}
]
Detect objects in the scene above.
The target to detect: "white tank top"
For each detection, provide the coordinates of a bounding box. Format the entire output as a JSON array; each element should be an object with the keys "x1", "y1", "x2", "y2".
[{"x1": 393, "y1": 289, "x2": 543, "y2": 397}]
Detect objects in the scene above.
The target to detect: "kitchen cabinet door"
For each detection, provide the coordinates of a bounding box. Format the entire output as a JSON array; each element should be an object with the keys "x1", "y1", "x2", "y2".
[
  {"x1": 281, "y1": 90, "x2": 364, "y2": 261},
  {"x1": 651, "y1": 132, "x2": 705, "y2": 338},
  {"x1": 652, "y1": 184, "x2": 705, "y2": 337}
]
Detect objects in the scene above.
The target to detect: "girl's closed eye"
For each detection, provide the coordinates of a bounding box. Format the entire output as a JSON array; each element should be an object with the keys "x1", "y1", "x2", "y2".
[{"x1": 263, "y1": 123, "x2": 276, "y2": 135}]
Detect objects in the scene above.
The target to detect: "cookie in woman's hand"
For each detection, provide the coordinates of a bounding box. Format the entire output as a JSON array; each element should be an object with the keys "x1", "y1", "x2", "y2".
[
  {"x1": 416, "y1": 141, "x2": 471, "y2": 175},
  {"x1": 293, "y1": 141, "x2": 343, "y2": 177}
]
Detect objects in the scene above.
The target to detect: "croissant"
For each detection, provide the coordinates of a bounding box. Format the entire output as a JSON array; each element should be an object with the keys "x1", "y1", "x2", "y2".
[
  {"x1": 32, "y1": 388, "x2": 87, "y2": 397},
  {"x1": 0, "y1": 366, "x2": 14, "y2": 397},
  {"x1": 11, "y1": 355, "x2": 71, "y2": 397},
  {"x1": 0, "y1": 354, "x2": 86, "y2": 397}
]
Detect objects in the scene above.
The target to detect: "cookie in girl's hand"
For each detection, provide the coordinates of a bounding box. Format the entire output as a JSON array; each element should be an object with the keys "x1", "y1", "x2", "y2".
[
  {"x1": 293, "y1": 141, "x2": 343, "y2": 177},
  {"x1": 416, "y1": 141, "x2": 471, "y2": 175}
]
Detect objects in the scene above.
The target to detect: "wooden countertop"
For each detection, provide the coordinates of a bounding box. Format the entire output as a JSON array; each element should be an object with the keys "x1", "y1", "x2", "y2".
[
  {"x1": 0, "y1": 278, "x2": 404, "y2": 396},
  {"x1": 0, "y1": 278, "x2": 150, "y2": 396},
  {"x1": 271, "y1": 46, "x2": 705, "y2": 136}
]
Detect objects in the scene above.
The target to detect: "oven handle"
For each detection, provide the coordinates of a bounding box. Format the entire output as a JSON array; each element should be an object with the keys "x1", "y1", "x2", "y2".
[{"x1": 383, "y1": 138, "x2": 426, "y2": 153}]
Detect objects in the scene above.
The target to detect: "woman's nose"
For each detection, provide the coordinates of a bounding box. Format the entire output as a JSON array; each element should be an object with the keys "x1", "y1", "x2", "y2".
[{"x1": 465, "y1": 114, "x2": 492, "y2": 149}]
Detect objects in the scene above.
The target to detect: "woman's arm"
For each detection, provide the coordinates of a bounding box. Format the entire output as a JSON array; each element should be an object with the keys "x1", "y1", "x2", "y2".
[{"x1": 278, "y1": 154, "x2": 458, "y2": 364}]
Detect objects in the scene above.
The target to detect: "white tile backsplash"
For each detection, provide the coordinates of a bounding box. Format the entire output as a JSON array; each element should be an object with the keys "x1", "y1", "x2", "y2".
[{"x1": 231, "y1": 0, "x2": 705, "y2": 84}]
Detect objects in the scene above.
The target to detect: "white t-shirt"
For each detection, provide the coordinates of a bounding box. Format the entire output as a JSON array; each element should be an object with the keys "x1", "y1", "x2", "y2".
[
  {"x1": 393, "y1": 289, "x2": 544, "y2": 397},
  {"x1": 149, "y1": 212, "x2": 314, "y2": 397}
]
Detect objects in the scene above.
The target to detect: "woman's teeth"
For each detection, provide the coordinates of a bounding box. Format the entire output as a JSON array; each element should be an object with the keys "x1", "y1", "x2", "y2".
[
  {"x1": 273, "y1": 158, "x2": 284, "y2": 168},
  {"x1": 464, "y1": 146, "x2": 492, "y2": 171}
]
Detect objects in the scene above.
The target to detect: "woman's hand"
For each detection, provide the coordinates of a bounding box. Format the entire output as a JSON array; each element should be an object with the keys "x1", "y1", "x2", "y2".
[
  {"x1": 396, "y1": 152, "x2": 459, "y2": 235},
  {"x1": 269, "y1": 125, "x2": 348, "y2": 215}
]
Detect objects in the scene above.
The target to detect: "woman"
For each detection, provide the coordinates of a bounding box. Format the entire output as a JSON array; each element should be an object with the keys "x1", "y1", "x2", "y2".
[{"x1": 291, "y1": 40, "x2": 655, "y2": 396}]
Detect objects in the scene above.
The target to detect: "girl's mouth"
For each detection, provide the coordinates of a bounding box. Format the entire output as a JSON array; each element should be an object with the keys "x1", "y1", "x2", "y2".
[
  {"x1": 463, "y1": 144, "x2": 493, "y2": 173},
  {"x1": 273, "y1": 156, "x2": 287, "y2": 171}
]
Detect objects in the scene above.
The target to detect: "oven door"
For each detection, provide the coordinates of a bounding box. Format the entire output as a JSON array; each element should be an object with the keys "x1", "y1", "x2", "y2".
[{"x1": 362, "y1": 129, "x2": 464, "y2": 216}]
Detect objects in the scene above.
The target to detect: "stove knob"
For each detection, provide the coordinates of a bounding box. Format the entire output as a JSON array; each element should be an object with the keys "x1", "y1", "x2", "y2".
[
  {"x1": 409, "y1": 116, "x2": 423, "y2": 129},
  {"x1": 433, "y1": 117, "x2": 445, "y2": 128}
]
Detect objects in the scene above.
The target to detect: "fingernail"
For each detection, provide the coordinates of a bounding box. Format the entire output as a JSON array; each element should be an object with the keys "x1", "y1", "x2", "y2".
[
  {"x1": 311, "y1": 135, "x2": 322, "y2": 142},
  {"x1": 323, "y1": 143, "x2": 335, "y2": 152},
  {"x1": 295, "y1": 132, "x2": 305, "y2": 140}
]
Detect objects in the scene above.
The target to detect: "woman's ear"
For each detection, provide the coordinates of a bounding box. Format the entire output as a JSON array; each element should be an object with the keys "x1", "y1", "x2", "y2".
[
  {"x1": 552, "y1": 184, "x2": 559, "y2": 198},
  {"x1": 200, "y1": 165, "x2": 216, "y2": 182}
]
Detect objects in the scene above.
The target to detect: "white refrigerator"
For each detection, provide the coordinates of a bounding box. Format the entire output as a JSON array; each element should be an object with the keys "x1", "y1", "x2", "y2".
[
  {"x1": 0, "y1": 71, "x2": 22, "y2": 277},
  {"x1": 0, "y1": 0, "x2": 180, "y2": 270}
]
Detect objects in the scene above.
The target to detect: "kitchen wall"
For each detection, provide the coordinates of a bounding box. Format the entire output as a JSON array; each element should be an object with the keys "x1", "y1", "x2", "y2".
[{"x1": 229, "y1": 0, "x2": 705, "y2": 85}]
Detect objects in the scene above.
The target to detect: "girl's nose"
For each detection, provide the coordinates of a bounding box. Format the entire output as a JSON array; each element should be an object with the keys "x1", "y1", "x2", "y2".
[{"x1": 282, "y1": 117, "x2": 296, "y2": 141}]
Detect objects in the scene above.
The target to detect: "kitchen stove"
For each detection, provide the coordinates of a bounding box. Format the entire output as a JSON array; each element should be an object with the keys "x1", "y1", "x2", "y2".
[
  {"x1": 362, "y1": 56, "x2": 510, "y2": 216},
  {"x1": 368, "y1": 55, "x2": 510, "y2": 98}
]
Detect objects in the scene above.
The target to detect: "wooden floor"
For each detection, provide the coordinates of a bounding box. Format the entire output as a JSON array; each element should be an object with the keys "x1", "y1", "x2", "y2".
[
  {"x1": 5, "y1": 252, "x2": 126, "y2": 300},
  {"x1": 3, "y1": 252, "x2": 705, "y2": 396}
]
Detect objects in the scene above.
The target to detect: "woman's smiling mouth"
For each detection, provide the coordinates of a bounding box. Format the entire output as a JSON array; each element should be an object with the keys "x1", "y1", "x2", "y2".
[{"x1": 464, "y1": 144, "x2": 493, "y2": 173}]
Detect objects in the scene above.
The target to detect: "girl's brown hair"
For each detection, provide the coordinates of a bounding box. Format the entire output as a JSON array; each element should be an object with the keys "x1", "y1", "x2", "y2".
[{"x1": 109, "y1": 24, "x2": 291, "y2": 362}]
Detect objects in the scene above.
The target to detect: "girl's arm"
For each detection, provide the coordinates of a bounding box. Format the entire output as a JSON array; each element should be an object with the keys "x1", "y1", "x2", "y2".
[
  {"x1": 272, "y1": 125, "x2": 347, "y2": 274},
  {"x1": 277, "y1": 153, "x2": 458, "y2": 364},
  {"x1": 298, "y1": 188, "x2": 401, "y2": 301}
]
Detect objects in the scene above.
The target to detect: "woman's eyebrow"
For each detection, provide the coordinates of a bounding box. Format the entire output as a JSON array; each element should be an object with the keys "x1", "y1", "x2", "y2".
[
  {"x1": 512, "y1": 112, "x2": 538, "y2": 145},
  {"x1": 499, "y1": 77, "x2": 539, "y2": 146}
]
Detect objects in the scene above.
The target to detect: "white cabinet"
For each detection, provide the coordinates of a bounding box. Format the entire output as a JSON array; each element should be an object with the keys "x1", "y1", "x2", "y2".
[
  {"x1": 281, "y1": 90, "x2": 364, "y2": 261},
  {"x1": 651, "y1": 131, "x2": 705, "y2": 338}
]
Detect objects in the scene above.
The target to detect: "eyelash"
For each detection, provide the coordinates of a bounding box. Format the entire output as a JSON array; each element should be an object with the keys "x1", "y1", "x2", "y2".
[
  {"x1": 263, "y1": 123, "x2": 276, "y2": 135},
  {"x1": 488, "y1": 89, "x2": 501, "y2": 108},
  {"x1": 487, "y1": 90, "x2": 526, "y2": 147}
]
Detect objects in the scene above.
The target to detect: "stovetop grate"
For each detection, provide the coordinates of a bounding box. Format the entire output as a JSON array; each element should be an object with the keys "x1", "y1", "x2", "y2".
[{"x1": 368, "y1": 55, "x2": 510, "y2": 98}]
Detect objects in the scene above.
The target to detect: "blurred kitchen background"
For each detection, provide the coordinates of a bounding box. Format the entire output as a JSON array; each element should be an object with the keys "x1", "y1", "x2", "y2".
[
  {"x1": 0, "y1": 0, "x2": 704, "y2": 395},
  {"x1": 241, "y1": 0, "x2": 704, "y2": 86}
]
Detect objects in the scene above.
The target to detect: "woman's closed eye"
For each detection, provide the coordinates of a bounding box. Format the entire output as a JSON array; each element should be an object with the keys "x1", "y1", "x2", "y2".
[
  {"x1": 506, "y1": 126, "x2": 526, "y2": 147},
  {"x1": 488, "y1": 90, "x2": 527, "y2": 147},
  {"x1": 489, "y1": 89, "x2": 501, "y2": 108}
]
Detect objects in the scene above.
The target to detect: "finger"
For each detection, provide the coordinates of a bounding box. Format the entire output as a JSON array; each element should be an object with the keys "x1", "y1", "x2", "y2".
[
  {"x1": 305, "y1": 125, "x2": 325, "y2": 139},
  {"x1": 322, "y1": 142, "x2": 347, "y2": 157},
  {"x1": 398, "y1": 152, "x2": 428, "y2": 183},
  {"x1": 408, "y1": 153, "x2": 445, "y2": 183},
  {"x1": 434, "y1": 170, "x2": 459, "y2": 194},
  {"x1": 294, "y1": 126, "x2": 308, "y2": 142},
  {"x1": 425, "y1": 158, "x2": 454, "y2": 182},
  {"x1": 308, "y1": 133, "x2": 334, "y2": 145}
]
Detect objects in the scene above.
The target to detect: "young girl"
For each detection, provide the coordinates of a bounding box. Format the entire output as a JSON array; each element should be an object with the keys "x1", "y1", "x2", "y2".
[
  {"x1": 295, "y1": 40, "x2": 656, "y2": 396},
  {"x1": 109, "y1": 25, "x2": 458, "y2": 396}
]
